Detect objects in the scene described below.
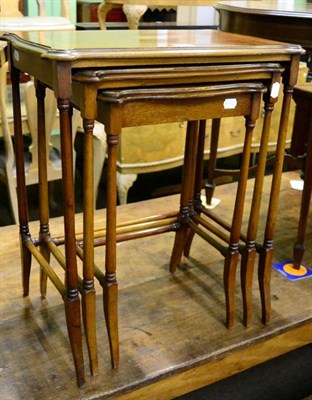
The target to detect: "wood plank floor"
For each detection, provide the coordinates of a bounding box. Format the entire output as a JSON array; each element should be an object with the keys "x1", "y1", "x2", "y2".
[{"x1": 0, "y1": 171, "x2": 311, "y2": 400}]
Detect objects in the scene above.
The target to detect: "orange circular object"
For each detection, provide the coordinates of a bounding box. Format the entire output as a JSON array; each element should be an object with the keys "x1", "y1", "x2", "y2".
[{"x1": 283, "y1": 263, "x2": 307, "y2": 276}]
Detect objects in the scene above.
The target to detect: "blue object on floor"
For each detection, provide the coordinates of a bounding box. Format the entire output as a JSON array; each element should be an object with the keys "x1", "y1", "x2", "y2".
[{"x1": 273, "y1": 261, "x2": 312, "y2": 281}]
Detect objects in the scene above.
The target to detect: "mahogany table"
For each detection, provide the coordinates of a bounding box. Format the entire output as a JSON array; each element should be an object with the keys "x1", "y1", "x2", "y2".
[{"x1": 4, "y1": 29, "x2": 303, "y2": 387}]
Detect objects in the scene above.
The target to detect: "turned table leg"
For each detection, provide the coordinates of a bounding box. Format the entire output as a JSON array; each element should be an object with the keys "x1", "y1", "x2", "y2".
[
  {"x1": 240, "y1": 94, "x2": 273, "y2": 327},
  {"x1": 34, "y1": 80, "x2": 51, "y2": 299},
  {"x1": 240, "y1": 73, "x2": 281, "y2": 327},
  {"x1": 10, "y1": 57, "x2": 32, "y2": 299},
  {"x1": 81, "y1": 117, "x2": 99, "y2": 376},
  {"x1": 58, "y1": 97, "x2": 85, "y2": 387},
  {"x1": 258, "y1": 70, "x2": 296, "y2": 325},
  {"x1": 170, "y1": 120, "x2": 199, "y2": 273},
  {"x1": 104, "y1": 133, "x2": 120, "y2": 369},
  {"x1": 224, "y1": 109, "x2": 258, "y2": 329}
]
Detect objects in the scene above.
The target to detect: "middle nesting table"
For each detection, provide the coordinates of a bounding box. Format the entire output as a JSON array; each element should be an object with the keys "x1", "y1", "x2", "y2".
[
  {"x1": 94, "y1": 81, "x2": 267, "y2": 369},
  {"x1": 5, "y1": 29, "x2": 303, "y2": 386}
]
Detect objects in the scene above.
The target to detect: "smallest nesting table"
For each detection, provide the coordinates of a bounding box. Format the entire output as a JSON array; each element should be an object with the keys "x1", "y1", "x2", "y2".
[{"x1": 95, "y1": 81, "x2": 266, "y2": 367}]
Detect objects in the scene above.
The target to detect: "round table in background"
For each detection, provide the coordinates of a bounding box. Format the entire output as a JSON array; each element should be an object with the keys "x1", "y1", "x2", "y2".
[{"x1": 215, "y1": 1, "x2": 312, "y2": 69}]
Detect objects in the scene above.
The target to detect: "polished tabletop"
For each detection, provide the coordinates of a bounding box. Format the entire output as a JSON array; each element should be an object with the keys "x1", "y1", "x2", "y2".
[{"x1": 5, "y1": 29, "x2": 302, "y2": 63}]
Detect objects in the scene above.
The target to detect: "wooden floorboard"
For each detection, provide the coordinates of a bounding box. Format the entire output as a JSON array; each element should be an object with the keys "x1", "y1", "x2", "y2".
[{"x1": 0, "y1": 171, "x2": 311, "y2": 399}]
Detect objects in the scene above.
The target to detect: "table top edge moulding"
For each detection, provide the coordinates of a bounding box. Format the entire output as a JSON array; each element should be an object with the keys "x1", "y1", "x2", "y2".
[
  {"x1": 4, "y1": 30, "x2": 304, "y2": 92},
  {"x1": 4, "y1": 30, "x2": 304, "y2": 63}
]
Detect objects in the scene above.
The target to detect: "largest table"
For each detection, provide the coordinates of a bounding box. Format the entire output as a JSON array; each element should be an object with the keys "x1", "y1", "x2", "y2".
[{"x1": 4, "y1": 29, "x2": 303, "y2": 387}]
